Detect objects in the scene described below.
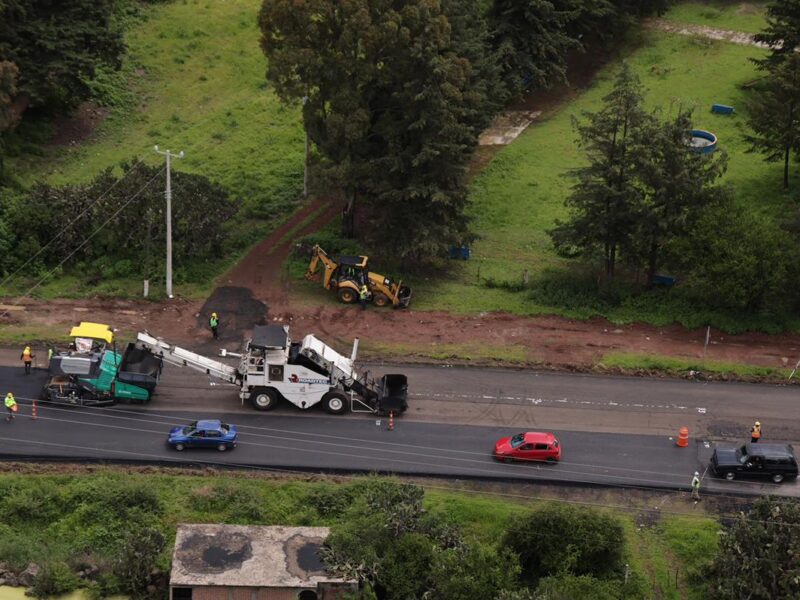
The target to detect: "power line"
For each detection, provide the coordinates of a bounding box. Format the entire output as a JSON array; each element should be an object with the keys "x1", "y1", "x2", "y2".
[
  {"x1": 0, "y1": 161, "x2": 146, "y2": 290},
  {"x1": 0, "y1": 166, "x2": 165, "y2": 321}
]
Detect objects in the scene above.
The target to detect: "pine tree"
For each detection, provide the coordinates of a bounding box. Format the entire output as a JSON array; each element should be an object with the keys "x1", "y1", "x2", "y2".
[
  {"x1": 489, "y1": 0, "x2": 580, "y2": 96},
  {"x1": 754, "y1": 0, "x2": 800, "y2": 68},
  {"x1": 550, "y1": 64, "x2": 649, "y2": 277},
  {"x1": 632, "y1": 110, "x2": 728, "y2": 286},
  {"x1": 745, "y1": 52, "x2": 800, "y2": 189},
  {"x1": 260, "y1": 0, "x2": 497, "y2": 260}
]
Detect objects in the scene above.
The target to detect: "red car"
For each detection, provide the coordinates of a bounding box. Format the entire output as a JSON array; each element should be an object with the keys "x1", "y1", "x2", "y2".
[{"x1": 493, "y1": 432, "x2": 561, "y2": 464}]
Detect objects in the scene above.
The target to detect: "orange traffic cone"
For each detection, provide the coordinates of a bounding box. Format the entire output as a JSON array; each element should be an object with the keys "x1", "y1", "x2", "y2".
[
  {"x1": 388, "y1": 411, "x2": 394, "y2": 431},
  {"x1": 31, "y1": 399, "x2": 37, "y2": 420},
  {"x1": 676, "y1": 426, "x2": 689, "y2": 447}
]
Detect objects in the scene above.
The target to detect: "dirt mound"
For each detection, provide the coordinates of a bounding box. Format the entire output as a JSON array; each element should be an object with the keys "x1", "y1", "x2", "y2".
[{"x1": 198, "y1": 286, "x2": 267, "y2": 341}]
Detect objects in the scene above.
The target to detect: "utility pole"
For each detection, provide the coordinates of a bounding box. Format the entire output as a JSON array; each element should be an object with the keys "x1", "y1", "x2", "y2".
[
  {"x1": 154, "y1": 145, "x2": 184, "y2": 298},
  {"x1": 302, "y1": 95, "x2": 309, "y2": 198}
]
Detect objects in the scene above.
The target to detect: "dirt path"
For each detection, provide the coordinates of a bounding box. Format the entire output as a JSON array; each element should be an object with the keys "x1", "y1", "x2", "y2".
[
  {"x1": 645, "y1": 17, "x2": 766, "y2": 48},
  {"x1": 4, "y1": 294, "x2": 800, "y2": 373}
]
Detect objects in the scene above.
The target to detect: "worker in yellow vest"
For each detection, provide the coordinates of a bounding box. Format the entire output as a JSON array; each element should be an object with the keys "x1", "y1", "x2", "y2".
[
  {"x1": 5, "y1": 392, "x2": 17, "y2": 422},
  {"x1": 20, "y1": 346, "x2": 34, "y2": 375}
]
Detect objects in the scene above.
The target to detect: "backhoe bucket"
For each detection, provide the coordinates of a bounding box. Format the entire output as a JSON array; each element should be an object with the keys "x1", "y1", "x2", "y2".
[{"x1": 397, "y1": 285, "x2": 412, "y2": 308}]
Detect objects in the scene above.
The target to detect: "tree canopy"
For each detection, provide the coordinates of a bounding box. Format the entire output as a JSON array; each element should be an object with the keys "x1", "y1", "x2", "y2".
[
  {"x1": 259, "y1": 0, "x2": 500, "y2": 261},
  {"x1": 707, "y1": 497, "x2": 800, "y2": 599},
  {"x1": 551, "y1": 64, "x2": 648, "y2": 277},
  {"x1": 0, "y1": 0, "x2": 124, "y2": 111}
]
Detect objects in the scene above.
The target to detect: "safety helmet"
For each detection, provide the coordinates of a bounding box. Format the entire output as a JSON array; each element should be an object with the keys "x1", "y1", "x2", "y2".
[
  {"x1": 24, "y1": 346, "x2": 30, "y2": 351},
  {"x1": 694, "y1": 471, "x2": 699, "y2": 476},
  {"x1": 755, "y1": 421, "x2": 761, "y2": 426},
  {"x1": 211, "y1": 312, "x2": 217, "y2": 318}
]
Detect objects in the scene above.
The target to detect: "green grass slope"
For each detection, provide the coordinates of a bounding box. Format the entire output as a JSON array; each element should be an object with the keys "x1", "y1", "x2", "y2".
[
  {"x1": 8, "y1": 0, "x2": 304, "y2": 216},
  {"x1": 417, "y1": 31, "x2": 783, "y2": 329}
]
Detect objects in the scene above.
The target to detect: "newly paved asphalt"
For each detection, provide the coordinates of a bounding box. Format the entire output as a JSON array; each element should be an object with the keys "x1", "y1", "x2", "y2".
[{"x1": 0, "y1": 365, "x2": 796, "y2": 497}]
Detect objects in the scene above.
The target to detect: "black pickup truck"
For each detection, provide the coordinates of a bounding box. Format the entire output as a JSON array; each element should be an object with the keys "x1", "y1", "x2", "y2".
[{"x1": 710, "y1": 443, "x2": 798, "y2": 484}]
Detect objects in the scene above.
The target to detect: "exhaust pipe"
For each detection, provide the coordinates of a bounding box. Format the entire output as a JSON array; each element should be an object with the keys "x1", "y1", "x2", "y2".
[{"x1": 351, "y1": 337, "x2": 360, "y2": 362}]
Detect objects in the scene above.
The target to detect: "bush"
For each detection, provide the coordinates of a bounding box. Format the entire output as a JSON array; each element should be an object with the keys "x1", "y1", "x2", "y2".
[
  {"x1": 30, "y1": 562, "x2": 81, "y2": 599},
  {"x1": 503, "y1": 505, "x2": 625, "y2": 586},
  {"x1": 296, "y1": 227, "x2": 364, "y2": 260}
]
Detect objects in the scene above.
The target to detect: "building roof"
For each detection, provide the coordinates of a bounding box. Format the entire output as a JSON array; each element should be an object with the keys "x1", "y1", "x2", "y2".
[{"x1": 170, "y1": 524, "x2": 351, "y2": 588}]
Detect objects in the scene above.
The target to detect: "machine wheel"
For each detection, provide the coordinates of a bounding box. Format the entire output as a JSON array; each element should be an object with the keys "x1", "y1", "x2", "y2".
[
  {"x1": 321, "y1": 391, "x2": 348, "y2": 415},
  {"x1": 725, "y1": 471, "x2": 736, "y2": 481},
  {"x1": 337, "y1": 287, "x2": 358, "y2": 304},
  {"x1": 772, "y1": 473, "x2": 784, "y2": 483},
  {"x1": 372, "y1": 293, "x2": 390, "y2": 307},
  {"x1": 250, "y1": 387, "x2": 280, "y2": 411},
  {"x1": 217, "y1": 443, "x2": 228, "y2": 452},
  {"x1": 174, "y1": 443, "x2": 185, "y2": 452}
]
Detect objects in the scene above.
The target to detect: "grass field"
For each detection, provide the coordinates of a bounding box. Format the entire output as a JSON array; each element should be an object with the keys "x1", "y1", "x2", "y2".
[
  {"x1": 8, "y1": 0, "x2": 304, "y2": 211},
  {"x1": 410, "y1": 30, "x2": 792, "y2": 332},
  {"x1": 662, "y1": 1, "x2": 768, "y2": 34},
  {"x1": 0, "y1": 469, "x2": 720, "y2": 599},
  {"x1": 2, "y1": 0, "x2": 305, "y2": 300}
]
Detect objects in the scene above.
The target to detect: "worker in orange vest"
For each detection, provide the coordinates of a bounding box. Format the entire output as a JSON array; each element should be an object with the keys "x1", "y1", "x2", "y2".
[
  {"x1": 20, "y1": 346, "x2": 34, "y2": 375},
  {"x1": 750, "y1": 421, "x2": 761, "y2": 443}
]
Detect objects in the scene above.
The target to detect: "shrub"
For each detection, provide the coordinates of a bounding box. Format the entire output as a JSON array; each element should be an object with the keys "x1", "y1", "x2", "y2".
[
  {"x1": 503, "y1": 505, "x2": 625, "y2": 586},
  {"x1": 30, "y1": 562, "x2": 81, "y2": 599}
]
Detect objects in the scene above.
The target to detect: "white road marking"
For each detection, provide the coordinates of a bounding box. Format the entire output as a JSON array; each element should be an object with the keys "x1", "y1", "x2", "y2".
[{"x1": 409, "y1": 392, "x2": 698, "y2": 412}]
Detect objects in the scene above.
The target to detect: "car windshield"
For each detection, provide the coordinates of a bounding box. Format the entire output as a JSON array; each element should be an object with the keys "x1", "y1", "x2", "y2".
[
  {"x1": 219, "y1": 423, "x2": 229, "y2": 433},
  {"x1": 510, "y1": 434, "x2": 525, "y2": 449},
  {"x1": 181, "y1": 426, "x2": 194, "y2": 435}
]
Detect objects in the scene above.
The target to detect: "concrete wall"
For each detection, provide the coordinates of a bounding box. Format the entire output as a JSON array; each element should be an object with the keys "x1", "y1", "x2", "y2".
[{"x1": 170, "y1": 584, "x2": 356, "y2": 600}]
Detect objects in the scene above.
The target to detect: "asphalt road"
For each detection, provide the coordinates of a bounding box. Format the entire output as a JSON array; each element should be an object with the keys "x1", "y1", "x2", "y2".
[{"x1": 0, "y1": 365, "x2": 796, "y2": 498}]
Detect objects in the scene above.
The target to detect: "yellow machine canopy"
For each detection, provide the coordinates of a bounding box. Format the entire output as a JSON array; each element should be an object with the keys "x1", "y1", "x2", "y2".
[{"x1": 69, "y1": 322, "x2": 114, "y2": 344}]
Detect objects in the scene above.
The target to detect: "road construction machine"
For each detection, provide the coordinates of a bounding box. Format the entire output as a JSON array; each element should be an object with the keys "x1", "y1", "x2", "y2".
[
  {"x1": 43, "y1": 322, "x2": 162, "y2": 406},
  {"x1": 305, "y1": 244, "x2": 412, "y2": 307},
  {"x1": 135, "y1": 324, "x2": 408, "y2": 415}
]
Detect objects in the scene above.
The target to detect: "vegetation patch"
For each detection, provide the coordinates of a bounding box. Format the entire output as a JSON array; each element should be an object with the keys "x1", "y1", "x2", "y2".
[{"x1": 597, "y1": 351, "x2": 793, "y2": 381}]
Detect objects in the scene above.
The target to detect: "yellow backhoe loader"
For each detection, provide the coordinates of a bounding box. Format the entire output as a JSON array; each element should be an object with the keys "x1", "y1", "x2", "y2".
[{"x1": 305, "y1": 245, "x2": 412, "y2": 307}]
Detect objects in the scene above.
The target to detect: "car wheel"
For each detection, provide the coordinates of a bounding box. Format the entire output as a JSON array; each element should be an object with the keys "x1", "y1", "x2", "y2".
[
  {"x1": 725, "y1": 471, "x2": 735, "y2": 481},
  {"x1": 174, "y1": 443, "x2": 185, "y2": 452},
  {"x1": 546, "y1": 457, "x2": 557, "y2": 464},
  {"x1": 321, "y1": 391, "x2": 348, "y2": 415},
  {"x1": 772, "y1": 473, "x2": 784, "y2": 483},
  {"x1": 250, "y1": 387, "x2": 279, "y2": 411},
  {"x1": 503, "y1": 457, "x2": 514, "y2": 464},
  {"x1": 217, "y1": 443, "x2": 228, "y2": 452}
]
